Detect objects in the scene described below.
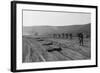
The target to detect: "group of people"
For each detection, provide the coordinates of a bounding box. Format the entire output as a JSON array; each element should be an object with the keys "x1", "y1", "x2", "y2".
[
  {"x1": 68, "y1": 33, "x2": 84, "y2": 46},
  {"x1": 52, "y1": 32, "x2": 89, "y2": 46},
  {"x1": 53, "y1": 33, "x2": 73, "y2": 39}
]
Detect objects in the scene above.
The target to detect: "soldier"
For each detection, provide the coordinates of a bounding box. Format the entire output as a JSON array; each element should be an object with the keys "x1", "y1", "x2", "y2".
[
  {"x1": 62, "y1": 33, "x2": 65, "y2": 38},
  {"x1": 58, "y1": 34, "x2": 60, "y2": 38},
  {"x1": 53, "y1": 34, "x2": 56, "y2": 38},
  {"x1": 69, "y1": 33, "x2": 72, "y2": 39},
  {"x1": 65, "y1": 33, "x2": 68, "y2": 39},
  {"x1": 78, "y1": 33, "x2": 84, "y2": 46},
  {"x1": 86, "y1": 34, "x2": 89, "y2": 38}
]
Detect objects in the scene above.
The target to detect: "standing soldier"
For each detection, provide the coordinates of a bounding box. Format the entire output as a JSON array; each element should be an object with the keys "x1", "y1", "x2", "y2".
[
  {"x1": 69, "y1": 33, "x2": 72, "y2": 39},
  {"x1": 65, "y1": 33, "x2": 68, "y2": 39},
  {"x1": 53, "y1": 34, "x2": 56, "y2": 38},
  {"x1": 78, "y1": 33, "x2": 84, "y2": 46},
  {"x1": 62, "y1": 33, "x2": 65, "y2": 38},
  {"x1": 86, "y1": 34, "x2": 89, "y2": 38},
  {"x1": 58, "y1": 34, "x2": 60, "y2": 38}
]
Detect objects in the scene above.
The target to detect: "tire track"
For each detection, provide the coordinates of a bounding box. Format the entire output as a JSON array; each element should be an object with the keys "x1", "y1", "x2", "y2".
[
  {"x1": 24, "y1": 38, "x2": 46, "y2": 62},
  {"x1": 30, "y1": 38, "x2": 73, "y2": 61},
  {"x1": 23, "y1": 36, "x2": 90, "y2": 62},
  {"x1": 43, "y1": 45, "x2": 75, "y2": 60},
  {"x1": 46, "y1": 39, "x2": 90, "y2": 59}
]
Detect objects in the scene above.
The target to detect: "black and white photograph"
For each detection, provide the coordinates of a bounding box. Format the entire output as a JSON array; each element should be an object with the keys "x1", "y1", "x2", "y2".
[
  {"x1": 22, "y1": 10, "x2": 91, "y2": 63},
  {"x1": 11, "y1": 1, "x2": 97, "y2": 72}
]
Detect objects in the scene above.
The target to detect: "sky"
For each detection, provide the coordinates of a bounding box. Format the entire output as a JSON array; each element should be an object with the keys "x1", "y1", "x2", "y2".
[{"x1": 23, "y1": 10, "x2": 91, "y2": 26}]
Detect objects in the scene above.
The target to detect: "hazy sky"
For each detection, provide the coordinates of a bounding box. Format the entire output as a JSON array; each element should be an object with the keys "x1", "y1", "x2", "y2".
[{"x1": 23, "y1": 10, "x2": 91, "y2": 26}]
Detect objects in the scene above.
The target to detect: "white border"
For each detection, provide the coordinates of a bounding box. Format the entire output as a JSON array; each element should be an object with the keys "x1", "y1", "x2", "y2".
[{"x1": 16, "y1": 3, "x2": 96, "y2": 70}]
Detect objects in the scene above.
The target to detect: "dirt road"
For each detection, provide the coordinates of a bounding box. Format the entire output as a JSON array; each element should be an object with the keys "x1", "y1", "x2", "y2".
[{"x1": 22, "y1": 36, "x2": 91, "y2": 63}]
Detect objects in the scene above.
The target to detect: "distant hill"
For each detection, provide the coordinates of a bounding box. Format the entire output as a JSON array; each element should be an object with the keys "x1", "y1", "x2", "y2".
[
  {"x1": 23, "y1": 23, "x2": 91, "y2": 36},
  {"x1": 23, "y1": 26, "x2": 57, "y2": 35}
]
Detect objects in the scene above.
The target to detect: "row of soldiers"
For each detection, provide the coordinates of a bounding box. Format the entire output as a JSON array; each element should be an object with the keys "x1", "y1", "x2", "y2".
[
  {"x1": 52, "y1": 33, "x2": 72, "y2": 39},
  {"x1": 50, "y1": 33, "x2": 90, "y2": 46}
]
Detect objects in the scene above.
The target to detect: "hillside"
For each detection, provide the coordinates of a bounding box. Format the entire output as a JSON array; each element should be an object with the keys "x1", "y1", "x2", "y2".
[{"x1": 23, "y1": 23, "x2": 91, "y2": 36}]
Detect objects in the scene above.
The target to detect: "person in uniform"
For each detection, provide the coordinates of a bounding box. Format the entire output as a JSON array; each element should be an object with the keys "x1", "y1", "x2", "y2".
[
  {"x1": 65, "y1": 33, "x2": 68, "y2": 39},
  {"x1": 69, "y1": 33, "x2": 72, "y2": 39},
  {"x1": 78, "y1": 33, "x2": 84, "y2": 46}
]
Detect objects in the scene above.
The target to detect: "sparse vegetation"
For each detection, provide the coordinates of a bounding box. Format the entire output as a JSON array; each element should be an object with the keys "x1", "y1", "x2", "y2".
[{"x1": 22, "y1": 36, "x2": 91, "y2": 63}]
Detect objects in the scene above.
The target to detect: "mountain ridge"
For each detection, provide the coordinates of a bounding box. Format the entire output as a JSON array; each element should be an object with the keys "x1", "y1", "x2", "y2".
[{"x1": 23, "y1": 23, "x2": 91, "y2": 36}]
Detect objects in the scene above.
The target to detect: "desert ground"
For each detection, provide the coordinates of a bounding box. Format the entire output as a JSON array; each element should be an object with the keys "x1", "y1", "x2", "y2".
[{"x1": 22, "y1": 36, "x2": 91, "y2": 63}]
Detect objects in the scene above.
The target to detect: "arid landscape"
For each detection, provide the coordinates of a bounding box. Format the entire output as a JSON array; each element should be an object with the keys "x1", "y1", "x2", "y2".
[{"x1": 22, "y1": 24, "x2": 91, "y2": 63}]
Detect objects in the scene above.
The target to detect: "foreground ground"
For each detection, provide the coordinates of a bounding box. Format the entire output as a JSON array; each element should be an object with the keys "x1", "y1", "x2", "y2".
[{"x1": 22, "y1": 36, "x2": 91, "y2": 63}]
